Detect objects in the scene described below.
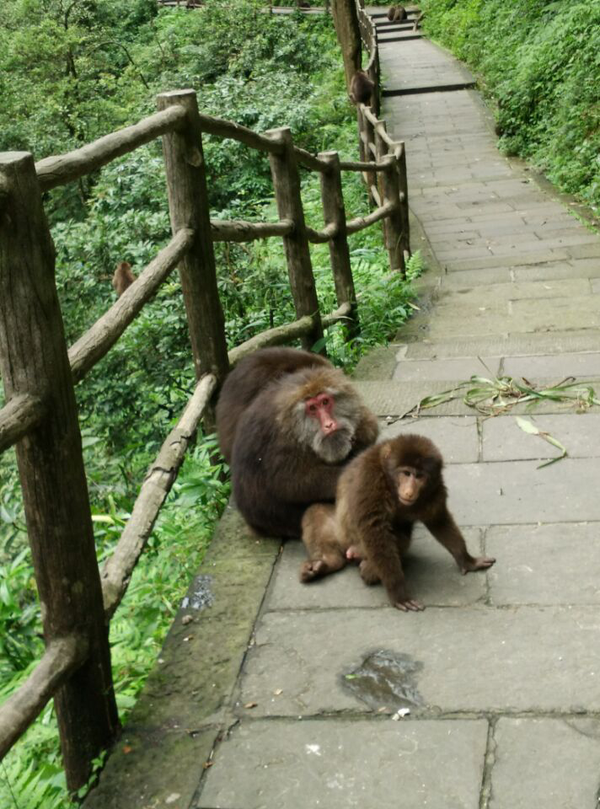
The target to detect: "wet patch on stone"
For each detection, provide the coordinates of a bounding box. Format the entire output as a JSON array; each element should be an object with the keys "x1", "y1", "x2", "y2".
[
  {"x1": 341, "y1": 650, "x2": 424, "y2": 710},
  {"x1": 181, "y1": 575, "x2": 214, "y2": 610}
]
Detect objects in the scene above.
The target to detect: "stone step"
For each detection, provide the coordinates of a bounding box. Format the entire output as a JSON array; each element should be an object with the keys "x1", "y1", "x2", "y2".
[{"x1": 237, "y1": 605, "x2": 600, "y2": 715}]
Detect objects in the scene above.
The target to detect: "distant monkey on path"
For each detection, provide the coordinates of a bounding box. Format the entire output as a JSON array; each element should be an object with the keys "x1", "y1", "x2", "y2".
[{"x1": 349, "y1": 70, "x2": 375, "y2": 106}]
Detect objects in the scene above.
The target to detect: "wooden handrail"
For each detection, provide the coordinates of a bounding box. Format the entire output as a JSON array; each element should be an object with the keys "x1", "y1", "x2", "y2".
[
  {"x1": 346, "y1": 199, "x2": 395, "y2": 234},
  {"x1": 36, "y1": 107, "x2": 187, "y2": 191},
  {"x1": 102, "y1": 373, "x2": 218, "y2": 619},
  {"x1": 0, "y1": 394, "x2": 45, "y2": 454},
  {"x1": 211, "y1": 218, "x2": 293, "y2": 242},
  {"x1": 0, "y1": 636, "x2": 88, "y2": 760}
]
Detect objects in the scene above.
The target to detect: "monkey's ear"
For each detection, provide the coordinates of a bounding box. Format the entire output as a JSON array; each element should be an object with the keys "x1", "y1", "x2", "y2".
[{"x1": 380, "y1": 443, "x2": 392, "y2": 460}]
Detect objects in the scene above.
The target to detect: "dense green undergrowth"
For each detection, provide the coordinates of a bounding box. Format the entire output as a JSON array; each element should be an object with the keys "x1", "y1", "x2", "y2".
[
  {"x1": 0, "y1": 2, "x2": 418, "y2": 806},
  {"x1": 422, "y1": 0, "x2": 600, "y2": 212}
]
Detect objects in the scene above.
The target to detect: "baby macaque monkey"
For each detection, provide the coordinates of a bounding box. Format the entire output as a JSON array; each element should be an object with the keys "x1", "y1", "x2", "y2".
[{"x1": 301, "y1": 434, "x2": 495, "y2": 612}]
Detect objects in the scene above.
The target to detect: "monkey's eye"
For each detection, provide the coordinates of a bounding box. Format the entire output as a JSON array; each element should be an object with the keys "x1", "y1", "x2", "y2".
[
  {"x1": 308, "y1": 404, "x2": 317, "y2": 413},
  {"x1": 321, "y1": 397, "x2": 329, "y2": 407}
]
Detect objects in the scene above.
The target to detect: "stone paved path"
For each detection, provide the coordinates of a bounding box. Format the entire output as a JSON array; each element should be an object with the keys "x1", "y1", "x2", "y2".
[{"x1": 85, "y1": 11, "x2": 600, "y2": 809}]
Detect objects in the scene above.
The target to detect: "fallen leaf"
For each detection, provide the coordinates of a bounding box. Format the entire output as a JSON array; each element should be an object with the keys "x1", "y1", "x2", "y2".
[{"x1": 244, "y1": 701, "x2": 258, "y2": 709}]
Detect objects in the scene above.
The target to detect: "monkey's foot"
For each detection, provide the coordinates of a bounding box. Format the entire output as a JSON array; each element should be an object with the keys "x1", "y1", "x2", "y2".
[
  {"x1": 393, "y1": 597, "x2": 424, "y2": 612},
  {"x1": 461, "y1": 555, "x2": 496, "y2": 574},
  {"x1": 300, "y1": 556, "x2": 345, "y2": 583}
]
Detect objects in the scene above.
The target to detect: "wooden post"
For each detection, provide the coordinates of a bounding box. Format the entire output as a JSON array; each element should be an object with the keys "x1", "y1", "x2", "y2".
[
  {"x1": 318, "y1": 151, "x2": 359, "y2": 338},
  {"x1": 0, "y1": 153, "x2": 119, "y2": 791},
  {"x1": 394, "y1": 141, "x2": 411, "y2": 263},
  {"x1": 157, "y1": 90, "x2": 229, "y2": 426},
  {"x1": 362, "y1": 109, "x2": 377, "y2": 203},
  {"x1": 374, "y1": 121, "x2": 389, "y2": 239},
  {"x1": 381, "y1": 152, "x2": 406, "y2": 276},
  {"x1": 265, "y1": 126, "x2": 324, "y2": 352}
]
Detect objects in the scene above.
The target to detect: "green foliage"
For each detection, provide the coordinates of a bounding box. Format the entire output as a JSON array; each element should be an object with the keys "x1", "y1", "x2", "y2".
[{"x1": 421, "y1": 0, "x2": 600, "y2": 211}]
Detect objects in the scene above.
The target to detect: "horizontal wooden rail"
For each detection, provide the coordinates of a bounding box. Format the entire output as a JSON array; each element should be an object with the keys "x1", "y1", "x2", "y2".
[
  {"x1": 339, "y1": 159, "x2": 385, "y2": 172},
  {"x1": 0, "y1": 394, "x2": 45, "y2": 454},
  {"x1": 211, "y1": 218, "x2": 293, "y2": 242},
  {"x1": 346, "y1": 199, "x2": 395, "y2": 234},
  {"x1": 0, "y1": 635, "x2": 88, "y2": 759},
  {"x1": 102, "y1": 373, "x2": 217, "y2": 619},
  {"x1": 36, "y1": 107, "x2": 187, "y2": 192},
  {"x1": 294, "y1": 146, "x2": 329, "y2": 173},
  {"x1": 196, "y1": 110, "x2": 284, "y2": 155},
  {"x1": 322, "y1": 301, "x2": 352, "y2": 328},
  {"x1": 228, "y1": 315, "x2": 314, "y2": 366},
  {"x1": 306, "y1": 222, "x2": 338, "y2": 244},
  {"x1": 69, "y1": 228, "x2": 194, "y2": 384}
]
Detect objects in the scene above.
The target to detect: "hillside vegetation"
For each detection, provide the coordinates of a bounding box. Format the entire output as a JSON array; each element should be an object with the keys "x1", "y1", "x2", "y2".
[{"x1": 422, "y1": 0, "x2": 600, "y2": 212}]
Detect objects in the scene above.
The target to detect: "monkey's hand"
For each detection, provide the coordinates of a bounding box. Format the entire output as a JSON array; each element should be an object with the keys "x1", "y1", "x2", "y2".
[
  {"x1": 392, "y1": 595, "x2": 424, "y2": 612},
  {"x1": 460, "y1": 555, "x2": 496, "y2": 575}
]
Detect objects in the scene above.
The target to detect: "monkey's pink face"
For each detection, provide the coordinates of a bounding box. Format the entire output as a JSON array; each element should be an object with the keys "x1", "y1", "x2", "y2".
[
  {"x1": 305, "y1": 393, "x2": 339, "y2": 435},
  {"x1": 302, "y1": 391, "x2": 354, "y2": 463}
]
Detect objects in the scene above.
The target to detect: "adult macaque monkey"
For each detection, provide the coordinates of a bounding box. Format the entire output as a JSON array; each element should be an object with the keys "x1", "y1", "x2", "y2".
[
  {"x1": 349, "y1": 70, "x2": 375, "y2": 106},
  {"x1": 217, "y1": 348, "x2": 379, "y2": 538},
  {"x1": 216, "y1": 347, "x2": 331, "y2": 463},
  {"x1": 393, "y1": 5, "x2": 407, "y2": 22},
  {"x1": 112, "y1": 261, "x2": 136, "y2": 297},
  {"x1": 301, "y1": 434, "x2": 495, "y2": 611}
]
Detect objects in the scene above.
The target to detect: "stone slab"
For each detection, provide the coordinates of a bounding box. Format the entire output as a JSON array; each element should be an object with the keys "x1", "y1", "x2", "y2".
[
  {"x1": 444, "y1": 250, "x2": 569, "y2": 271},
  {"x1": 490, "y1": 718, "x2": 600, "y2": 809},
  {"x1": 266, "y1": 527, "x2": 485, "y2": 611},
  {"x1": 355, "y1": 380, "x2": 474, "y2": 416},
  {"x1": 438, "y1": 278, "x2": 591, "y2": 303},
  {"x1": 199, "y1": 719, "x2": 488, "y2": 809},
  {"x1": 382, "y1": 414, "x2": 479, "y2": 463},
  {"x1": 445, "y1": 458, "x2": 600, "y2": 526},
  {"x1": 355, "y1": 380, "x2": 599, "y2": 418},
  {"x1": 513, "y1": 258, "x2": 600, "y2": 281},
  {"x1": 502, "y1": 351, "x2": 600, "y2": 379},
  {"x1": 238, "y1": 606, "x2": 600, "y2": 715},
  {"x1": 482, "y1": 413, "x2": 600, "y2": 462},
  {"x1": 393, "y1": 356, "x2": 501, "y2": 382},
  {"x1": 486, "y1": 523, "x2": 600, "y2": 606},
  {"x1": 398, "y1": 331, "x2": 600, "y2": 360}
]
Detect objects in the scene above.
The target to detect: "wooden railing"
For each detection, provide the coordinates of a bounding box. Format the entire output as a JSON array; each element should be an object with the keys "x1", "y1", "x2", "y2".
[
  {"x1": 0, "y1": 86, "x2": 411, "y2": 790},
  {"x1": 354, "y1": 0, "x2": 411, "y2": 270}
]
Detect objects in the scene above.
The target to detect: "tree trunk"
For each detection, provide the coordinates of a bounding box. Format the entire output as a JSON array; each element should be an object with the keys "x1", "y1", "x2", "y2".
[{"x1": 331, "y1": 0, "x2": 362, "y2": 90}]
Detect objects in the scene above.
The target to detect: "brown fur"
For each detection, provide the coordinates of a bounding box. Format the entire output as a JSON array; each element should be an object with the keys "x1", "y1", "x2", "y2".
[
  {"x1": 216, "y1": 348, "x2": 331, "y2": 463},
  {"x1": 222, "y1": 352, "x2": 379, "y2": 539},
  {"x1": 387, "y1": 6, "x2": 395, "y2": 20},
  {"x1": 349, "y1": 70, "x2": 375, "y2": 106},
  {"x1": 112, "y1": 261, "x2": 136, "y2": 296},
  {"x1": 301, "y1": 434, "x2": 495, "y2": 611},
  {"x1": 393, "y1": 5, "x2": 407, "y2": 22}
]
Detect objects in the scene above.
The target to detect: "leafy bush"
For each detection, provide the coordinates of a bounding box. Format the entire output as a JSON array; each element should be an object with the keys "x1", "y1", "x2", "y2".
[{"x1": 422, "y1": 0, "x2": 600, "y2": 211}]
